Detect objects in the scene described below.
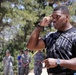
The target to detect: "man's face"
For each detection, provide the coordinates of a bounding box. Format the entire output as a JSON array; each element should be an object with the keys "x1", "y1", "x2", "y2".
[
  {"x1": 52, "y1": 10, "x2": 68, "y2": 31},
  {"x1": 20, "y1": 52, "x2": 22, "y2": 55},
  {"x1": 6, "y1": 52, "x2": 10, "y2": 57},
  {"x1": 25, "y1": 51, "x2": 28, "y2": 54}
]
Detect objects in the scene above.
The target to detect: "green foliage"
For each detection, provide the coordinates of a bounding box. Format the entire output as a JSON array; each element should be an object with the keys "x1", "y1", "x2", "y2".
[{"x1": 68, "y1": 3, "x2": 76, "y2": 15}]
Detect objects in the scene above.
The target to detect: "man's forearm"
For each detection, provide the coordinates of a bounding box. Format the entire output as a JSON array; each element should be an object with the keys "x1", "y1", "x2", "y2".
[
  {"x1": 27, "y1": 16, "x2": 51, "y2": 50},
  {"x1": 60, "y1": 58, "x2": 76, "y2": 70}
]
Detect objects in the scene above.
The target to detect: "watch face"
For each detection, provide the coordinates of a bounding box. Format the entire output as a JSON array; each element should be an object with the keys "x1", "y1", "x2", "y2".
[{"x1": 57, "y1": 58, "x2": 60, "y2": 65}]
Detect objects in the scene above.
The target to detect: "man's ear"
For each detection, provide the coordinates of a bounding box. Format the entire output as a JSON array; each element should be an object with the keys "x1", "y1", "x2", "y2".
[
  {"x1": 66, "y1": 14, "x2": 69, "y2": 21},
  {"x1": 66, "y1": 14, "x2": 69, "y2": 19}
]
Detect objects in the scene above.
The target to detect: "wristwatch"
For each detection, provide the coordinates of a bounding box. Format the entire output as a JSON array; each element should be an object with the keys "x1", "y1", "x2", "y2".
[{"x1": 56, "y1": 58, "x2": 60, "y2": 65}]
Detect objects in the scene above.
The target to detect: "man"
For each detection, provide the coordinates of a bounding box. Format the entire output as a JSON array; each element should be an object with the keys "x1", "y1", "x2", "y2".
[
  {"x1": 17, "y1": 50, "x2": 24, "y2": 75},
  {"x1": 27, "y1": 5, "x2": 76, "y2": 75},
  {"x1": 3, "y1": 50, "x2": 14, "y2": 75},
  {"x1": 34, "y1": 50, "x2": 45, "y2": 75},
  {"x1": 20, "y1": 49, "x2": 31, "y2": 75}
]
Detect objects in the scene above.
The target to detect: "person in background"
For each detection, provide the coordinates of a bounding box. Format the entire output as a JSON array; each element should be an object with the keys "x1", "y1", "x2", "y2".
[
  {"x1": 17, "y1": 50, "x2": 24, "y2": 75},
  {"x1": 53, "y1": 1, "x2": 58, "y2": 8},
  {"x1": 62, "y1": 0, "x2": 69, "y2": 6},
  {"x1": 3, "y1": 50, "x2": 14, "y2": 75},
  {"x1": 34, "y1": 50, "x2": 45, "y2": 75},
  {"x1": 27, "y1": 5, "x2": 76, "y2": 75},
  {"x1": 20, "y1": 49, "x2": 31, "y2": 75}
]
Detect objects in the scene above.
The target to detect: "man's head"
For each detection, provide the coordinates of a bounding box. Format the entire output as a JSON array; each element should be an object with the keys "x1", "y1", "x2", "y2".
[
  {"x1": 20, "y1": 50, "x2": 24, "y2": 55},
  {"x1": 52, "y1": 5, "x2": 71, "y2": 31},
  {"x1": 53, "y1": 5, "x2": 69, "y2": 15},
  {"x1": 24, "y1": 49, "x2": 29, "y2": 54},
  {"x1": 6, "y1": 50, "x2": 10, "y2": 57}
]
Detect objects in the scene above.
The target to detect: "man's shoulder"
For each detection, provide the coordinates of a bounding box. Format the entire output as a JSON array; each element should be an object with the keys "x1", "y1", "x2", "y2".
[
  {"x1": 10, "y1": 56, "x2": 13, "y2": 58},
  {"x1": 9, "y1": 56, "x2": 13, "y2": 60},
  {"x1": 68, "y1": 27, "x2": 76, "y2": 35},
  {"x1": 70, "y1": 27, "x2": 76, "y2": 32},
  {"x1": 45, "y1": 31, "x2": 57, "y2": 38},
  {"x1": 27, "y1": 54, "x2": 31, "y2": 58}
]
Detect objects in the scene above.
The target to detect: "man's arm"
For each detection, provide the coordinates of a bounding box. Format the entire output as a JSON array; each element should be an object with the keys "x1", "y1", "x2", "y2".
[
  {"x1": 27, "y1": 27, "x2": 45, "y2": 50},
  {"x1": 27, "y1": 16, "x2": 51, "y2": 50},
  {"x1": 42, "y1": 58, "x2": 76, "y2": 70},
  {"x1": 11, "y1": 56, "x2": 14, "y2": 64},
  {"x1": 60, "y1": 58, "x2": 76, "y2": 70}
]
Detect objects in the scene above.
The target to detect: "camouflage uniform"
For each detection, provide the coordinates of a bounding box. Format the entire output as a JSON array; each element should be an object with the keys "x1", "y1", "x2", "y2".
[
  {"x1": 3, "y1": 55, "x2": 14, "y2": 75},
  {"x1": 34, "y1": 51, "x2": 45, "y2": 75},
  {"x1": 20, "y1": 53, "x2": 31, "y2": 75}
]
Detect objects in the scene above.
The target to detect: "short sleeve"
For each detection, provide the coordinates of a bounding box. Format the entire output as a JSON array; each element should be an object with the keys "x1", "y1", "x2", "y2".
[
  {"x1": 42, "y1": 31, "x2": 59, "y2": 48},
  {"x1": 42, "y1": 32, "x2": 53, "y2": 48}
]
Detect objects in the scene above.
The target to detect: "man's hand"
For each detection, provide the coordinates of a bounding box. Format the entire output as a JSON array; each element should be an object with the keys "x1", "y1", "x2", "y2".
[
  {"x1": 39, "y1": 16, "x2": 52, "y2": 27},
  {"x1": 42, "y1": 58, "x2": 57, "y2": 69}
]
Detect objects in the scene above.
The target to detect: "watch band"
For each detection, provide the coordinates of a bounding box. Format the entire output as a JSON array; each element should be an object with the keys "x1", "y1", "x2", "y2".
[{"x1": 36, "y1": 25, "x2": 44, "y2": 30}]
